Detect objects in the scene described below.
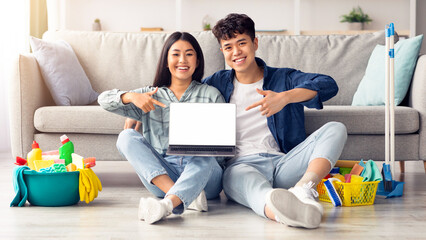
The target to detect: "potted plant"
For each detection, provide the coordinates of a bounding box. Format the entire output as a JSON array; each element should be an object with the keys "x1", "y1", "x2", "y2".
[
  {"x1": 340, "y1": 6, "x2": 372, "y2": 30},
  {"x1": 202, "y1": 15, "x2": 212, "y2": 31},
  {"x1": 203, "y1": 23, "x2": 211, "y2": 31},
  {"x1": 92, "y1": 18, "x2": 102, "y2": 31}
]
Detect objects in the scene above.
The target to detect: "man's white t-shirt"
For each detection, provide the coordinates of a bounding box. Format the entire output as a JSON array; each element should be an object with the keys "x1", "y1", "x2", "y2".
[{"x1": 230, "y1": 77, "x2": 283, "y2": 157}]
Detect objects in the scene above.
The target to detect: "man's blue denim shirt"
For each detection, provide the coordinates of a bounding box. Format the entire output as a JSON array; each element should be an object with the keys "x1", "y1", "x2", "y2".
[{"x1": 203, "y1": 57, "x2": 338, "y2": 154}]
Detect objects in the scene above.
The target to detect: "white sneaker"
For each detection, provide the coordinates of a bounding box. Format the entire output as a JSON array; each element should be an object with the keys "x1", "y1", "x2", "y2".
[
  {"x1": 187, "y1": 190, "x2": 208, "y2": 212},
  {"x1": 138, "y1": 198, "x2": 147, "y2": 221},
  {"x1": 138, "y1": 197, "x2": 172, "y2": 224},
  {"x1": 265, "y1": 182, "x2": 323, "y2": 229}
]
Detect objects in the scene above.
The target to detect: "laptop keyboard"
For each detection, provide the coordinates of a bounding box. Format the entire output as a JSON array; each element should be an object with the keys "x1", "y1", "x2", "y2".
[{"x1": 169, "y1": 146, "x2": 234, "y2": 152}]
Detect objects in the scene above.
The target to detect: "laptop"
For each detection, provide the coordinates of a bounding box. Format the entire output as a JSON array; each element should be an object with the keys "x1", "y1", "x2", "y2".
[{"x1": 167, "y1": 103, "x2": 236, "y2": 156}]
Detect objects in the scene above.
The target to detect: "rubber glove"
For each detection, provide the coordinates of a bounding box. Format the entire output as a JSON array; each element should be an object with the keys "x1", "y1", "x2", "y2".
[{"x1": 78, "y1": 168, "x2": 102, "y2": 204}]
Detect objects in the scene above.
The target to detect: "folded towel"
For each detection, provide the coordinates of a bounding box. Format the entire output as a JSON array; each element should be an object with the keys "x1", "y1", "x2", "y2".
[
  {"x1": 361, "y1": 160, "x2": 383, "y2": 182},
  {"x1": 10, "y1": 166, "x2": 30, "y2": 207},
  {"x1": 39, "y1": 166, "x2": 55, "y2": 173},
  {"x1": 359, "y1": 159, "x2": 366, "y2": 175}
]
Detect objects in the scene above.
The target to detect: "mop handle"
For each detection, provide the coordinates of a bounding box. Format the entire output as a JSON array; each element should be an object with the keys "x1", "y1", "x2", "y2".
[
  {"x1": 385, "y1": 25, "x2": 390, "y2": 166},
  {"x1": 389, "y1": 23, "x2": 395, "y2": 178}
]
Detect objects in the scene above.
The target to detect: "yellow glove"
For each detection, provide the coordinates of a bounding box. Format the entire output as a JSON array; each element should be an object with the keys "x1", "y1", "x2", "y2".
[
  {"x1": 78, "y1": 169, "x2": 90, "y2": 203},
  {"x1": 78, "y1": 169, "x2": 91, "y2": 203},
  {"x1": 86, "y1": 168, "x2": 102, "y2": 198},
  {"x1": 80, "y1": 169, "x2": 91, "y2": 193},
  {"x1": 87, "y1": 168, "x2": 102, "y2": 191},
  {"x1": 88, "y1": 168, "x2": 102, "y2": 199},
  {"x1": 78, "y1": 169, "x2": 86, "y2": 202},
  {"x1": 82, "y1": 169, "x2": 95, "y2": 203},
  {"x1": 77, "y1": 168, "x2": 102, "y2": 204}
]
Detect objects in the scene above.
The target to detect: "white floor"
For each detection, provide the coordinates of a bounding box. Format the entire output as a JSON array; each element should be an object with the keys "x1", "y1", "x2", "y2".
[{"x1": 1, "y1": 150, "x2": 426, "y2": 239}]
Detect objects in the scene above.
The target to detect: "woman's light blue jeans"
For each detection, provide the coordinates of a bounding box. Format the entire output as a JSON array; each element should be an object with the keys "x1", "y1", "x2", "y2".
[
  {"x1": 222, "y1": 122, "x2": 347, "y2": 217},
  {"x1": 116, "y1": 129, "x2": 223, "y2": 214}
]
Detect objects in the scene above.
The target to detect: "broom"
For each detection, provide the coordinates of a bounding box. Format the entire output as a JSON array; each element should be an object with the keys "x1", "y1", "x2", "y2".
[{"x1": 383, "y1": 23, "x2": 395, "y2": 192}]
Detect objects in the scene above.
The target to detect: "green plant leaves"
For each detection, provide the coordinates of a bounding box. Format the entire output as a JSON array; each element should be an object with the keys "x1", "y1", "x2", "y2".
[{"x1": 340, "y1": 6, "x2": 372, "y2": 23}]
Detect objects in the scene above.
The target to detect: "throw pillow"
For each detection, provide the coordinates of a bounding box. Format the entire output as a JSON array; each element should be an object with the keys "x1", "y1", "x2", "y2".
[
  {"x1": 29, "y1": 37, "x2": 99, "y2": 106},
  {"x1": 352, "y1": 34, "x2": 423, "y2": 106}
]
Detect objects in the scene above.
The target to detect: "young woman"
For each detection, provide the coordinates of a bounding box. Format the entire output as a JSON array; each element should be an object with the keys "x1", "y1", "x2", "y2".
[{"x1": 98, "y1": 32, "x2": 225, "y2": 224}]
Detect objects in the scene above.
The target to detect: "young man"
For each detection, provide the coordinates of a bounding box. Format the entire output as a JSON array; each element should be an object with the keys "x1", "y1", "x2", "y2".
[{"x1": 203, "y1": 13, "x2": 347, "y2": 229}]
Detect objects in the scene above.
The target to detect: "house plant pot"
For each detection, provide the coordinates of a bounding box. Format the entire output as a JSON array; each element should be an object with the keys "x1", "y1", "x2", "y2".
[{"x1": 347, "y1": 22, "x2": 363, "y2": 31}]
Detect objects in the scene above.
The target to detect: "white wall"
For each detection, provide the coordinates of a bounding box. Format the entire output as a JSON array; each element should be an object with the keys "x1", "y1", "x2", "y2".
[
  {"x1": 59, "y1": 0, "x2": 412, "y2": 33},
  {"x1": 0, "y1": 0, "x2": 30, "y2": 153},
  {"x1": 299, "y1": 0, "x2": 409, "y2": 31},
  {"x1": 417, "y1": 0, "x2": 426, "y2": 54}
]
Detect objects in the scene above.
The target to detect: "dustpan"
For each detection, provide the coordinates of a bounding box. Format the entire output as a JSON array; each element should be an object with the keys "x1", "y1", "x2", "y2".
[
  {"x1": 377, "y1": 23, "x2": 404, "y2": 197},
  {"x1": 377, "y1": 180, "x2": 404, "y2": 198}
]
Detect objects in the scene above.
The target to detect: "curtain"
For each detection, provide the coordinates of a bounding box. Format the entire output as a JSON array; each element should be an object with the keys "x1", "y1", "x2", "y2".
[
  {"x1": 0, "y1": 0, "x2": 47, "y2": 153},
  {"x1": 30, "y1": 0, "x2": 48, "y2": 38}
]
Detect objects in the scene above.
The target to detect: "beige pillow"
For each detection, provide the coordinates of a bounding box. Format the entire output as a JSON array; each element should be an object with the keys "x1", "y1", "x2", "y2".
[{"x1": 30, "y1": 37, "x2": 99, "y2": 106}]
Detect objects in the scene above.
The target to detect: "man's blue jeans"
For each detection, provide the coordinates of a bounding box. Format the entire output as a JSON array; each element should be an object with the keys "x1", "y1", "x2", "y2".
[
  {"x1": 223, "y1": 122, "x2": 347, "y2": 217},
  {"x1": 116, "y1": 129, "x2": 223, "y2": 214}
]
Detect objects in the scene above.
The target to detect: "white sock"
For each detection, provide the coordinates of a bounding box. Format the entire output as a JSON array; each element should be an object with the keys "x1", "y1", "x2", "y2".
[
  {"x1": 275, "y1": 215, "x2": 281, "y2": 223},
  {"x1": 295, "y1": 172, "x2": 321, "y2": 188},
  {"x1": 160, "y1": 198, "x2": 174, "y2": 213},
  {"x1": 139, "y1": 197, "x2": 173, "y2": 224}
]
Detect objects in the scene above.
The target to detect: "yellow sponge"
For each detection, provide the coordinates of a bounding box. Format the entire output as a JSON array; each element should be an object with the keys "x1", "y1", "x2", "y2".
[
  {"x1": 72, "y1": 153, "x2": 85, "y2": 169},
  {"x1": 332, "y1": 174, "x2": 346, "y2": 182},
  {"x1": 34, "y1": 160, "x2": 55, "y2": 171},
  {"x1": 66, "y1": 163, "x2": 77, "y2": 172},
  {"x1": 350, "y1": 175, "x2": 364, "y2": 183}
]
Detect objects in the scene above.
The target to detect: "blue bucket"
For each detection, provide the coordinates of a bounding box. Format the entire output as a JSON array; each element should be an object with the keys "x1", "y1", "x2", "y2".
[{"x1": 23, "y1": 170, "x2": 80, "y2": 206}]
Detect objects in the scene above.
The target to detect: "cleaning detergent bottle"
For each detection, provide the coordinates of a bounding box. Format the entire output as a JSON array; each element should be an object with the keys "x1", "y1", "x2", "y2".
[
  {"x1": 27, "y1": 141, "x2": 42, "y2": 170},
  {"x1": 59, "y1": 134, "x2": 74, "y2": 166}
]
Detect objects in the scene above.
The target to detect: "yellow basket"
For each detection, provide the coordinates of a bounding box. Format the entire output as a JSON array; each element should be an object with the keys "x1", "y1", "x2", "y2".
[{"x1": 317, "y1": 179, "x2": 380, "y2": 206}]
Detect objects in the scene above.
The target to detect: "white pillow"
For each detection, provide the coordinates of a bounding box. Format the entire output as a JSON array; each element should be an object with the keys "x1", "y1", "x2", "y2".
[{"x1": 29, "y1": 37, "x2": 99, "y2": 106}]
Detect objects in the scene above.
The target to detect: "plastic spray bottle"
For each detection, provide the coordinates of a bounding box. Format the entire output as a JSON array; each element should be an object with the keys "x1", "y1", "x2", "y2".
[
  {"x1": 59, "y1": 134, "x2": 74, "y2": 166},
  {"x1": 27, "y1": 141, "x2": 42, "y2": 170}
]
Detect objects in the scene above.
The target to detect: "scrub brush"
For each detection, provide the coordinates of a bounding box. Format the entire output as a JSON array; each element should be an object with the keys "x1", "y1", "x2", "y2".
[{"x1": 324, "y1": 178, "x2": 342, "y2": 207}]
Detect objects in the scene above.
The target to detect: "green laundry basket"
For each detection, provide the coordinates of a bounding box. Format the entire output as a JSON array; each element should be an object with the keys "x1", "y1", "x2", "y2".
[{"x1": 23, "y1": 170, "x2": 80, "y2": 206}]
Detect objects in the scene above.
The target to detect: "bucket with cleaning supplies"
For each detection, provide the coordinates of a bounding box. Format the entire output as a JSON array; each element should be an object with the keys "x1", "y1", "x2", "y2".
[
  {"x1": 10, "y1": 136, "x2": 102, "y2": 207},
  {"x1": 317, "y1": 180, "x2": 380, "y2": 206},
  {"x1": 23, "y1": 170, "x2": 80, "y2": 206},
  {"x1": 316, "y1": 159, "x2": 383, "y2": 207}
]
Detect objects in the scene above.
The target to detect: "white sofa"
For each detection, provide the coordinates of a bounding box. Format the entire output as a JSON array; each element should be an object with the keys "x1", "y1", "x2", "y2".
[{"x1": 9, "y1": 30, "x2": 426, "y2": 171}]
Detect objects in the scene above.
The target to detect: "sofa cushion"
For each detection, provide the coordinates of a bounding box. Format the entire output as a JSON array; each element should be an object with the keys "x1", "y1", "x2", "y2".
[
  {"x1": 340, "y1": 134, "x2": 419, "y2": 161},
  {"x1": 29, "y1": 37, "x2": 99, "y2": 106},
  {"x1": 305, "y1": 106, "x2": 419, "y2": 135},
  {"x1": 42, "y1": 31, "x2": 224, "y2": 94},
  {"x1": 256, "y1": 31, "x2": 387, "y2": 105},
  {"x1": 35, "y1": 105, "x2": 419, "y2": 136},
  {"x1": 34, "y1": 106, "x2": 126, "y2": 134}
]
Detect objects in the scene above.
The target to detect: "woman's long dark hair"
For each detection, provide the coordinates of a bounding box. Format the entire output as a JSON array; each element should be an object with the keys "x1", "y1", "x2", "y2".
[{"x1": 152, "y1": 32, "x2": 205, "y2": 87}]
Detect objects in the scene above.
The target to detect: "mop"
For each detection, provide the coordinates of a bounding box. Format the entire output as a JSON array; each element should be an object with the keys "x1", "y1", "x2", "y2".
[{"x1": 383, "y1": 23, "x2": 395, "y2": 192}]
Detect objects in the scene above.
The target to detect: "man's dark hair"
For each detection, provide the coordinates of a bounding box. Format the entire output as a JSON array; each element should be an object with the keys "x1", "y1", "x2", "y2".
[
  {"x1": 212, "y1": 13, "x2": 255, "y2": 43},
  {"x1": 152, "y1": 32, "x2": 204, "y2": 87}
]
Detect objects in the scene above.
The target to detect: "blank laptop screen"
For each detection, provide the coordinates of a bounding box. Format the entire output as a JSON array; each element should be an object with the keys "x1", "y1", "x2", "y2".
[{"x1": 168, "y1": 103, "x2": 236, "y2": 146}]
